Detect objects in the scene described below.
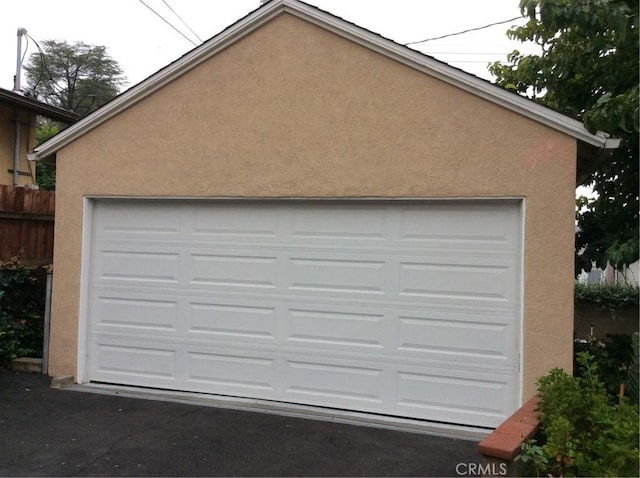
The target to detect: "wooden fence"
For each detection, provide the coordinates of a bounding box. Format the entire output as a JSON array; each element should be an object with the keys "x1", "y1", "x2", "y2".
[{"x1": 0, "y1": 185, "x2": 55, "y2": 265}]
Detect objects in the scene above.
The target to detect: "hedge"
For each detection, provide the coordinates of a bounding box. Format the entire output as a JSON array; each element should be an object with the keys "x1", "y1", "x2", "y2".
[
  {"x1": 575, "y1": 282, "x2": 639, "y2": 310},
  {"x1": 0, "y1": 259, "x2": 49, "y2": 365}
]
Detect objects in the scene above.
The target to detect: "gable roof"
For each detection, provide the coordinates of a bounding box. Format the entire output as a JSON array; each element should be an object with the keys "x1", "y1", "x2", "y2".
[
  {"x1": 32, "y1": 0, "x2": 619, "y2": 165},
  {"x1": 0, "y1": 87, "x2": 79, "y2": 124}
]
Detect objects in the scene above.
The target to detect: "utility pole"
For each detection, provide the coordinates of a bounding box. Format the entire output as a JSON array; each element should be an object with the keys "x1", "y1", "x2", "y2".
[
  {"x1": 14, "y1": 28, "x2": 27, "y2": 93},
  {"x1": 13, "y1": 28, "x2": 27, "y2": 186}
]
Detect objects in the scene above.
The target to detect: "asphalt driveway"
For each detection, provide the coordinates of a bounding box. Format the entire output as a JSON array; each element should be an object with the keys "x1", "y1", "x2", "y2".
[{"x1": 0, "y1": 369, "x2": 483, "y2": 477}]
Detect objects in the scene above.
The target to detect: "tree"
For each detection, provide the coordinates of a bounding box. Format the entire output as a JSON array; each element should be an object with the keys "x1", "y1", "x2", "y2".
[
  {"x1": 24, "y1": 40, "x2": 126, "y2": 116},
  {"x1": 24, "y1": 40, "x2": 125, "y2": 190},
  {"x1": 34, "y1": 122, "x2": 60, "y2": 190},
  {"x1": 489, "y1": 0, "x2": 639, "y2": 274}
]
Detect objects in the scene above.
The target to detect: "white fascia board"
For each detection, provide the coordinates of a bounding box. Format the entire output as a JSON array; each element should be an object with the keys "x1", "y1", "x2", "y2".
[{"x1": 33, "y1": 0, "x2": 615, "y2": 160}]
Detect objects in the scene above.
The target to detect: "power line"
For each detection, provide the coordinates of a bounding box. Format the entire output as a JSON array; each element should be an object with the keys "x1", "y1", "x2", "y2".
[
  {"x1": 20, "y1": 34, "x2": 29, "y2": 66},
  {"x1": 25, "y1": 34, "x2": 66, "y2": 98},
  {"x1": 161, "y1": 0, "x2": 203, "y2": 43},
  {"x1": 405, "y1": 16, "x2": 522, "y2": 45},
  {"x1": 137, "y1": 0, "x2": 198, "y2": 47}
]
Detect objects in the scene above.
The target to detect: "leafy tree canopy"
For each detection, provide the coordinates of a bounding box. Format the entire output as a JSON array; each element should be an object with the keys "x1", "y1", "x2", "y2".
[
  {"x1": 24, "y1": 40, "x2": 126, "y2": 116},
  {"x1": 24, "y1": 40, "x2": 125, "y2": 189},
  {"x1": 34, "y1": 122, "x2": 60, "y2": 190},
  {"x1": 489, "y1": 0, "x2": 639, "y2": 273}
]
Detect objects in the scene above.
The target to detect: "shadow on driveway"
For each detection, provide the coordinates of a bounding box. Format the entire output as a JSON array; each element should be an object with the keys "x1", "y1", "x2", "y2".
[{"x1": 0, "y1": 369, "x2": 483, "y2": 477}]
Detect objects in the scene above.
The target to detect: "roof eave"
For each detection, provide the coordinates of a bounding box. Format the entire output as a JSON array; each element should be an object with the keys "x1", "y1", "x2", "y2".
[
  {"x1": 32, "y1": 0, "x2": 617, "y2": 160},
  {"x1": 576, "y1": 137, "x2": 621, "y2": 186},
  {"x1": 0, "y1": 88, "x2": 79, "y2": 124}
]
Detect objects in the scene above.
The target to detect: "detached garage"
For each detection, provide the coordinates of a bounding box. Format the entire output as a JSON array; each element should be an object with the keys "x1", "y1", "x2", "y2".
[{"x1": 34, "y1": 0, "x2": 617, "y2": 429}]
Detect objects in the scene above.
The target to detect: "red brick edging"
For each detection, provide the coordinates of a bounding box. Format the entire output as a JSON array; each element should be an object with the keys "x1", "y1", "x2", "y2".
[{"x1": 478, "y1": 396, "x2": 540, "y2": 461}]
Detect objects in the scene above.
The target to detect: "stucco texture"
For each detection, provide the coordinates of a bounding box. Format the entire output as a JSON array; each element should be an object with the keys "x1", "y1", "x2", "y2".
[{"x1": 50, "y1": 12, "x2": 577, "y2": 404}]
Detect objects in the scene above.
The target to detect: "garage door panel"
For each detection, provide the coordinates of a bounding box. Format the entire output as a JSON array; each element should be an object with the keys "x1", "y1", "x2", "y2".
[
  {"x1": 91, "y1": 342, "x2": 178, "y2": 385},
  {"x1": 395, "y1": 367, "x2": 514, "y2": 425},
  {"x1": 190, "y1": 252, "x2": 278, "y2": 289},
  {"x1": 94, "y1": 201, "x2": 182, "y2": 240},
  {"x1": 86, "y1": 199, "x2": 522, "y2": 428},
  {"x1": 187, "y1": 351, "x2": 277, "y2": 392},
  {"x1": 285, "y1": 360, "x2": 385, "y2": 404},
  {"x1": 95, "y1": 249, "x2": 181, "y2": 284},
  {"x1": 396, "y1": 313, "x2": 513, "y2": 365},
  {"x1": 285, "y1": 308, "x2": 386, "y2": 351},
  {"x1": 192, "y1": 203, "x2": 279, "y2": 240},
  {"x1": 289, "y1": 205, "x2": 387, "y2": 243},
  {"x1": 188, "y1": 302, "x2": 277, "y2": 342},
  {"x1": 93, "y1": 295, "x2": 179, "y2": 333},
  {"x1": 398, "y1": 202, "x2": 520, "y2": 251},
  {"x1": 398, "y1": 257, "x2": 517, "y2": 304},
  {"x1": 287, "y1": 256, "x2": 387, "y2": 296}
]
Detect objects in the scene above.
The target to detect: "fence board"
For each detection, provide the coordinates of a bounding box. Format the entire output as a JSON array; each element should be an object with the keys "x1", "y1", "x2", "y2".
[{"x1": 0, "y1": 185, "x2": 55, "y2": 265}]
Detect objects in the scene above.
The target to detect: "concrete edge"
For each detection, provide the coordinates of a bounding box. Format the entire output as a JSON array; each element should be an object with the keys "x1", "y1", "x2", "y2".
[
  {"x1": 50, "y1": 375, "x2": 75, "y2": 389},
  {"x1": 66, "y1": 382, "x2": 489, "y2": 441},
  {"x1": 11, "y1": 357, "x2": 43, "y2": 373}
]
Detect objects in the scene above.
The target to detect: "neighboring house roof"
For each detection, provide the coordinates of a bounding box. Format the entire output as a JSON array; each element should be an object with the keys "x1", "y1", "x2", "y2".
[
  {"x1": 0, "y1": 87, "x2": 79, "y2": 124},
  {"x1": 32, "y1": 0, "x2": 619, "y2": 179}
]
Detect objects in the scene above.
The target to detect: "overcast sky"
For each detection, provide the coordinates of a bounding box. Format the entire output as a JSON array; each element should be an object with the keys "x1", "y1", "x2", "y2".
[{"x1": 0, "y1": 0, "x2": 539, "y2": 92}]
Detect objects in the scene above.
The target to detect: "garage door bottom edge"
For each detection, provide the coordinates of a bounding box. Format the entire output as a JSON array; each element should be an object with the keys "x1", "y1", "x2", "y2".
[{"x1": 63, "y1": 381, "x2": 489, "y2": 440}]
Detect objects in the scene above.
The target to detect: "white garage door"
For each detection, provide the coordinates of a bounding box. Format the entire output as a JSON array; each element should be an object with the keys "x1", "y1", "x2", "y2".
[{"x1": 85, "y1": 199, "x2": 522, "y2": 428}]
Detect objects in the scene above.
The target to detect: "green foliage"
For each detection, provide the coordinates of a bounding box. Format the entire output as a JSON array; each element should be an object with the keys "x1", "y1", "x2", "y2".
[
  {"x1": 24, "y1": 40, "x2": 125, "y2": 116},
  {"x1": 490, "y1": 0, "x2": 639, "y2": 273},
  {"x1": 518, "y1": 353, "x2": 639, "y2": 477},
  {"x1": 35, "y1": 121, "x2": 59, "y2": 145},
  {"x1": 0, "y1": 261, "x2": 48, "y2": 365},
  {"x1": 34, "y1": 120, "x2": 60, "y2": 190},
  {"x1": 514, "y1": 439, "x2": 549, "y2": 475},
  {"x1": 35, "y1": 163, "x2": 55, "y2": 191},
  {"x1": 574, "y1": 334, "x2": 634, "y2": 398},
  {"x1": 629, "y1": 333, "x2": 639, "y2": 404},
  {"x1": 575, "y1": 281, "x2": 640, "y2": 310}
]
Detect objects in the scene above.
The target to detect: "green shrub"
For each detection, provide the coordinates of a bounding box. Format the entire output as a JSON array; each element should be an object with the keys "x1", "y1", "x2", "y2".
[
  {"x1": 628, "y1": 333, "x2": 639, "y2": 404},
  {"x1": 517, "y1": 353, "x2": 639, "y2": 477},
  {"x1": 574, "y1": 334, "x2": 634, "y2": 399},
  {"x1": 0, "y1": 261, "x2": 48, "y2": 365},
  {"x1": 575, "y1": 281, "x2": 639, "y2": 311}
]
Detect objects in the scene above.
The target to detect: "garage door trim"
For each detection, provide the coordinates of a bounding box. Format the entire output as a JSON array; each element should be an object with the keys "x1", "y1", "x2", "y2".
[{"x1": 77, "y1": 196, "x2": 525, "y2": 427}]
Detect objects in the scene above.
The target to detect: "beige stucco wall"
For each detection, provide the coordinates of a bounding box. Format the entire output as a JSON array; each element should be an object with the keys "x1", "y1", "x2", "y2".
[
  {"x1": 50, "y1": 12, "x2": 577, "y2": 403},
  {"x1": 0, "y1": 102, "x2": 36, "y2": 186}
]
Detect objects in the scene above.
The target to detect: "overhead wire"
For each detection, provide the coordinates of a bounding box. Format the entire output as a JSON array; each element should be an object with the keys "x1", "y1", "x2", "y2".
[
  {"x1": 405, "y1": 16, "x2": 522, "y2": 45},
  {"x1": 20, "y1": 34, "x2": 29, "y2": 66},
  {"x1": 24, "y1": 33, "x2": 66, "y2": 98},
  {"x1": 137, "y1": 0, "x2": 199, "y2": 47},
  {"x1": 161, "y1": 0, "x2": 203, "y2": 43},
  {"x1": 24, "y1": 33, "x2": 124, "y2": 114},
  {"x1": 22, "y1": 9, "x2": 527, "y2": 101}
]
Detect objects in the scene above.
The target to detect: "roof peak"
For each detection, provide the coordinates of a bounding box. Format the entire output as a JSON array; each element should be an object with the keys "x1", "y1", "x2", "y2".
[{"x1": 33, "y1": 0, "x2": 617, "y2": 160}]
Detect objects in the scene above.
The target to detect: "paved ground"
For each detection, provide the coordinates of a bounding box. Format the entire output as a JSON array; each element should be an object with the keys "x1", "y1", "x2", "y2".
[{"x1": 0, "y1": 369, "x2": 483, "y2": 477}]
